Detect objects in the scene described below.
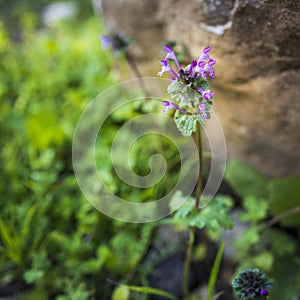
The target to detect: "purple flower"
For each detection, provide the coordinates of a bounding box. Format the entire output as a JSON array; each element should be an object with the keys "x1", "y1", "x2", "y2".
[
  {"x1": 188, "y1": 60, "x2": 197, "y2": 76},
  {"x1": 100, "y1": 33, "x2": 131, "y2": 55},
  {"x1": 162, "y1": 101, "x2": 174, "y2": 113},
  {"x1": 208, "y1": 58, "x2": 216, "y2": 65},
  {"x1": 101, "y1": 35, "x2": 113, "y2": 50},
  {"x1": 195, "y1": 59, "x2": 215, "y2": 78},
  {"x1": 162, "y1": 101, "x2": 187, "y2": 114},
  {"x1": 198, "y1": 46, "x2": 211, "y2": 60},
  {"x1": 232, "y1": 268, "x2": 273, "y2": 300},
  {"x1": 198, "y1": 101, "x2": 208, "y2": 119},
  {"x1": 260, "y1": 289, "x2": 268, "y2": 296},
  {"x1": 158, "y1": 45, "x2": 216, "y2": 81},
  {"x1": 164, "y1": 45, "x2": 176, "y2": 59},
  {"x1": 158, "y1": 45, "x2": 216, "y2": 122},
  {"x1": 197, "y1": 87, "x2": 214, "y2": 100},
  {"x1": 158, "y1": 60, "x2": 171, "y2": 76},
  {"x1": 195, "y1": 48, "x2": 216, "y2": 78},
  {"x1": 158, "y1": 60, "x2": 180, "y2": 79},
  {"x1": 164, "y1": 45, "x2": 181, "y2": 69}
]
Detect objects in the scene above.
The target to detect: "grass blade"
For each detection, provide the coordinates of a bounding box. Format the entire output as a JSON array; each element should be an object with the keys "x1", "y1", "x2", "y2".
[
  {"x1": 207, "y1": 240, "x2": 225, "y2": 300},
  {"x1": 109, "y1": 281, "x2": 179, "y2": 300}
]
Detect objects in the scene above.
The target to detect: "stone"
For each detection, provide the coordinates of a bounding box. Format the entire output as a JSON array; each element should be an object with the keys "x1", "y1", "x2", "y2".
[{"x1": 99, "y1": 0, "x2": 300, "y2": 176}]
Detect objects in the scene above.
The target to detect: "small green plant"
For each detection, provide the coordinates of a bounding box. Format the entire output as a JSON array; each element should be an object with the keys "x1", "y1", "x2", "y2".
[
  {"x1": 157, "y1": 43, "x2": 225, "y2": 299},
  {"x1": 232, "y1": 268, "x2": 273, "y2": 300},
  {"x1": 225, "y1": 160, "x2": 300, "y2": 300}
]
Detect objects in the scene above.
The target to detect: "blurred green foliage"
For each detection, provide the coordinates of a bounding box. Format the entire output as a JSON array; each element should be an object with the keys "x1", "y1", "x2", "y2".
[
  {"x1": 0, "y1": 15, "x2": 167, "y2": 299},
  {"x1": 225, "y1": 160, "x2": 300, "y2": 300},
  {"x1": 0, "y1": 0, "x2": 93, "y2": 36},
  {"x1": 167, "y1": 192, "x2": 234, "y2": 235}
]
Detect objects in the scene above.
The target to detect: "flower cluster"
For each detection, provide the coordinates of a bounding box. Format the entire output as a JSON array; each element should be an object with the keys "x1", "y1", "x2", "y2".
[
  {"x1": 101, "y1": 33, "x2": 131, "y2": 56},
  {"x1": 232, "y1": 268, "x2": 273, "y2": 300},
  {"x1": 158, "y1": 45, "x2": 216, "y2": 135}
]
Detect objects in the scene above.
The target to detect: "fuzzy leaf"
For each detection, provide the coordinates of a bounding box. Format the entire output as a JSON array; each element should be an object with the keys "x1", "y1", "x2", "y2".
[
  {"x1": 167, "y1": 80, "x2": 187, "y2": 101},
  {"x1": 196, "y1": 78, "x2": 211, "y2": 91},
  {"x1": 167, "y1": 80, "x2": 200, "y2": 105},
  {"x1": 174, "y1": 110, "x2": 203, "y2": 136}
]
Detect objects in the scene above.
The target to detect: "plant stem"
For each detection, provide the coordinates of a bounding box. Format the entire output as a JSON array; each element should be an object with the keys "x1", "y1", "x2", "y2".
[
  {"x1": 182, "y1": 122, "x2": 204, "y2": 297},
  {"x1": 182, "y1": 226, "x2": 195, "y2": 297},
  {"x1": 195, "y1": 122, "x2": 203, "y2": 208},
  {"x1": 124, "y1": 51, "x2": 148, "y2": 97},
  {"x1": 263, "y1": 205, "x2": 300, "y2": 228}
]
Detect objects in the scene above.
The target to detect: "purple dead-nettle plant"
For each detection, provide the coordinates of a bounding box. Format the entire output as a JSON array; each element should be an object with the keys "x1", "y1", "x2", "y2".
[
  {"x1": 100, "y1": 32, "x2": 131, "y2": 56},
  {"x1": 157, "y1": 45, "x2": 217, "y2": 296},
  {"x1": 232, "y1": 268, "x2": 273, "y2": 300},
  {"x1": 158, "y1": 45, "x2": 216, "y2": 136},
  {"x1": 101, "y1": 32, "x2": 148, "y2": 94}
]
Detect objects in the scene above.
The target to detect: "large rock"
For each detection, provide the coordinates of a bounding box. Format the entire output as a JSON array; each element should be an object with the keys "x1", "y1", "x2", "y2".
[{"x1": 99, "y1": 0, "x2": 300, "y2": 176}]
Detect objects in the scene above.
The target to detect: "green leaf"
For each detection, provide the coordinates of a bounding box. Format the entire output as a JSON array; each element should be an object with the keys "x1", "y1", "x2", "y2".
[
  {"x1": 196, "y1": 78, "x2": 210, "y2": 91},
  {"x1": 194, "y1": 244, "x2": 207, "y2": 261},
  {"x1": 172, "y1": 195, "x2": 234, "y2": 232},
  {"x1": 166, "y1": 76, "x2": 211, "y2": 106},
  {"x1": 26, "y1": 110, "x2": 65, "y2": 150},
  {"x1": 239, "y1": 196, "x2": 269, "y2": 223},
  {"x1": 23, "y1": 269, "x2": 44, "y2": 284},
  {"x1": 252, "y1": 251, "x2": 274, "y2": 271},
  {"x1": 167, "y1": 80, "x2": 187, "y2": 101},
  {"x1": 183, "y1": 85, "x2": 202, "y2": 106},
  {"x1": 207, "y1": 240, "x2": 225, "y2": 300},
  {"x1": 197, "y1": 195, "x2": 234, "y2": 231},
  {"x1": 172, "y1": 193, "x2": 195, "y2": 218},
  {"x1": 233, "y1": 227, "x2": 260, "y2": 252},
  {"x1": 174, "y1": 110, "x2": 203, "y2": 136},
  {"x1": 111, "y1": 286, "x2": 130, "y2": 300},
  {"x1": 189, "y1": 214, "x2": 207, "y2": 229},
  {"x1": 269, "y1": 177, "x2": 300, "y2": 226},
  {"x1": 225, "y1": 160, "x2": 269, "y2": 198},
  {"x1": 113, "y1": 284, "x2": 179, "y2": 300},
  {"x1": 0, "y1": 218, "x2": 21, "y2": 264}
]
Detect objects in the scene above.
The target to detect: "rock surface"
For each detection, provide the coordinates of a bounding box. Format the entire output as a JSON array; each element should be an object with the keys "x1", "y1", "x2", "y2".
[{"x1": 99, "y1": 0, "x2": 300, "y2": 176}]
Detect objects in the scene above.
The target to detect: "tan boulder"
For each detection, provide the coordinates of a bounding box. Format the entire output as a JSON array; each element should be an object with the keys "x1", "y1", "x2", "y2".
[{"x1": 99, "y1": 0, "x2": 300, "y2": 176}]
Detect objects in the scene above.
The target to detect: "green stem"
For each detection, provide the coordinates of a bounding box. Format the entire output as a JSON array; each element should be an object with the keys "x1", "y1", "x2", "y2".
[
  {"x1": 124, "y1": 51, "x2": 148, "y2": 97},
  {"x1": 182, "y1": 226, "x2": 195, "y2": 297},
  {"x1": 182, "y1": 122, "x2": 204, "y2": 297},
  {"x1": 263, "y1": 205, "x2": 300, "y2": 228},
  {"x1": 195, "y1": 122, "x2": 203, "y2": 208}
]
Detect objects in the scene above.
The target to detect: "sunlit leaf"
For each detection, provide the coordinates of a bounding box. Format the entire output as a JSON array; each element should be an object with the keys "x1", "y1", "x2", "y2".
[{"x1": 111, "y1": 286, "x2": 130, "y2": 300}]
